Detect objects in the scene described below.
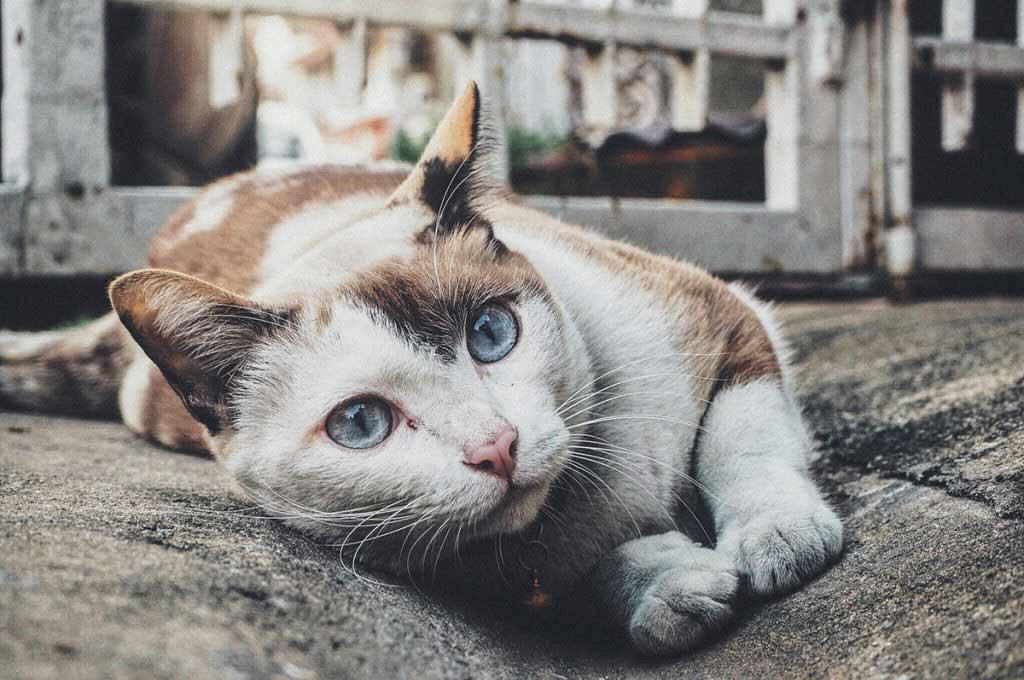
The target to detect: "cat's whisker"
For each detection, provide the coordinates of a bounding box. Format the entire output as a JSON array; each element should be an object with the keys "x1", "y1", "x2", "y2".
[
  {"x1": 556, "y1": 369, "x2": 719, "y2": 417},
  {"x1": 559, "y1": 388, "x2": 702, "y2": 425},
  {"x1": 566, "y1": 449, "x2": 680, "y2": 533},
  {"x1": 431, "y1": 522, "x2": 455, "y2": 585},
  {"x1": 564, "y1": 439, "x2": 717, "y2": 544},
  {"x1": 569, "y1": 446, "x2": 717, "y2": 545},
  {"x1": 564, "y1": 432, "x2": 733, "y2": 510},
  {"x1": 554, "y1": 352, "x2": 728, "y2": 415},
  {"x1": 563, "y1": 459, "x2": 641, "y2": 537},
  {"x1": 419, "y1": 518, "x2": 451, "y2": 577},
  {"x1": 563, "y1": 413, "x2": 706, "y2": 434}
]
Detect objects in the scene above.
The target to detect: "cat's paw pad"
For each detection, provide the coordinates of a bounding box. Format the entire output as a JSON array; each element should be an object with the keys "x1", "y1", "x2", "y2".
[
  {"x1": 727, "y1": 505, "x2": 843, "y2": 597},
  {"x1": 627, "y1": 553, "x2": 737, "y2": 656}
]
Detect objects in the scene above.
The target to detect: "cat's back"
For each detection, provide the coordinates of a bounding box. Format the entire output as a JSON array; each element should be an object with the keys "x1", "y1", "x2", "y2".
[
  {"x1": 147, "y1": 163, "x2": 408, "y2": 295},
  {"x1": 492, "y1": 200, "x2": 784, "y2": 401}
]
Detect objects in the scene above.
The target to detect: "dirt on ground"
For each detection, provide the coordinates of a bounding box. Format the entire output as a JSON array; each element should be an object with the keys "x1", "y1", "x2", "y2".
[{"x1": 2, "y1": 299, "x2": 1022, "y2": 679}]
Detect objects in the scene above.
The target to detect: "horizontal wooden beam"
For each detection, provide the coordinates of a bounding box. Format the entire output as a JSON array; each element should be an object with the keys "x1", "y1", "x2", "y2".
[
  {"x1": 914, "y1": 37, "x2": 1024, "y2": 79},
  {"x1": 916, "y1": 207, "x2": 1024, "y2": 271},
  {"x1": 5, "y1": 186, "x2": 837, "y2": 275},
  {"x1": 110, "y1": 0, "x2": 792, "y2": 59},
  {"x1": 525, "y1": 196, "x2": 837, "y2": 273}
]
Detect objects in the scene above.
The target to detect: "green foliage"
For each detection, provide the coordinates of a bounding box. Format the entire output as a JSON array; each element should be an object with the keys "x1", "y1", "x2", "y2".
[
  {"x1": 506, "y1": 126, "x2": 568, "y2": 170},
  {"x1": 392, "y1": 129, "x2": 430, "y2": 164},
  {"x1": 391, "y1": 124, "x2": 569, "y2": 169}
]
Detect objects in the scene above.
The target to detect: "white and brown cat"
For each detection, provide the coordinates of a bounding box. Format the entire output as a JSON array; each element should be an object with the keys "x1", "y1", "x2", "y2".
[{"x1": 0, "y1": 83, "x2": 842, "y2": 655}]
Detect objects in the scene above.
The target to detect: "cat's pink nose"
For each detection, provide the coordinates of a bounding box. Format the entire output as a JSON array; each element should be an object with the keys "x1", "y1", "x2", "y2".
[{"x1": 463, "y1": 426, "x2": 518, "y2": 483}]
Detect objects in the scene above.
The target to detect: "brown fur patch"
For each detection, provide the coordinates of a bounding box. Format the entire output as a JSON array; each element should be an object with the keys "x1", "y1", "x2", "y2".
[
  {"x1": 486, "y1": 202, "x2": 781, "y2": 402},
  {"x1": 389, "y1": 82, "x2": 481, "y2": 207},
  {"x1": 122, "y1": 165, "x2": 405, "y2": 452},
  {"x1": 110, "y1": 270, "x2": 295, "y2": 436},
  {"x1": 343, "y1": 227, "x2": 545, "y2": 361},
  {"x1": 141, "y1": 364, "x2": 208, "y2": 453},
  {"x1": 148, "y1": 165, "x2": 407, "y2": 295}
]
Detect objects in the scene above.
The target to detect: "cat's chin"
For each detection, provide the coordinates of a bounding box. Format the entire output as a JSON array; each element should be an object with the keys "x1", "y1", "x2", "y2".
[{"x1": 479, "y1": 480, "x2": 552, "y2": 535}]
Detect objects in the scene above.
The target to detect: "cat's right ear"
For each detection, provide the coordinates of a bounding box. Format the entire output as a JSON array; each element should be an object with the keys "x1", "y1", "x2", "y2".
[{"x1": 109, "y1": 269, "x2": 291, "y2": 435}]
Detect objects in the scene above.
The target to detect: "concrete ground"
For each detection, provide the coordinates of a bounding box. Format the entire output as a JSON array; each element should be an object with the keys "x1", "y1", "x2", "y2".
[{"x1": 1, "y1": 299, "x2": 1022, "y2": 679}]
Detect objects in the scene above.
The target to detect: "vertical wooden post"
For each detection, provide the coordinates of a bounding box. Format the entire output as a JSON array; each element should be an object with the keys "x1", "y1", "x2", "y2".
[
  {"x1": 450, "y1": 0, "x2": 509, "y2": 182},
  {"x1": 1016, "y1": 2, "x2": 1024, "y2": 153},
  {"x1": 3, "y1": 0, "x2": 120, "y2": 274},
  {"x1": 763, "y1": 0, "x2": 799, "y2": 211},
  {"x1": 886, "y1": 0, "x2": 915, "y2": 284},
  {"x1": 867, "y1": 2, "x2": 889, "y2": 264},
  {"x1": 364, "y1": 27, "x2": 408, "y2": 113},
  {"x1": 940, "y1": 0, "x2": 974, "y2": 151},
  {"x1": 2, "y1": 0, "x2": 30, "y2": 188},
  {"x1": 669, "y1": 0, "x2": 709, "y2": 132},
  {"x1": 580, "y1": 40, "x2": 618, "y2": 133},
  {"x1": 839, "y1": 12, "x2": 874, "y2": 268},
  {"x1": 208, "y1": 3, "x2": 244, "y2": 109},
  {"x1": 334, "y1": 18, "x2": 367, "y2": 106},
  {"x1": 1, "y1": 0, "x2": 30, "y2": 273}
]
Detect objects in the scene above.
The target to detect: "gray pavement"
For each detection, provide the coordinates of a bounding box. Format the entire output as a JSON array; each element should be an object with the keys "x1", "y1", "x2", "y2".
[{"x1": 2, "y1": 299, "x2": 1022, "y2": 679}]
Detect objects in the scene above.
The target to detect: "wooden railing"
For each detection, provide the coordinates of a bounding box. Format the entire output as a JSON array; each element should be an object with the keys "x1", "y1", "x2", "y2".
[{"x1": 1, "y1": 0, "x2": 1022, "y2": 285}]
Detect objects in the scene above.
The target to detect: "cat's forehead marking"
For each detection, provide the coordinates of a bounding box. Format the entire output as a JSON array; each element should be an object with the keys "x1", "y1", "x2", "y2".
[{"x1": 339, "y1": 232, "x2": 545, "y2": 362}]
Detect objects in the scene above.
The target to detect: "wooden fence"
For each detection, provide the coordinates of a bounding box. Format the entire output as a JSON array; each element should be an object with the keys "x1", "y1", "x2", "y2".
[{"x1": 1, "y1": 0, "x2": 1022, "y2": 288}]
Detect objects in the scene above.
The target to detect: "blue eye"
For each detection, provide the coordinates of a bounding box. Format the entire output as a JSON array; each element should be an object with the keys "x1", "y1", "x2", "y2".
[
  {"x1": 326, "y1": 398, "x2": 393, "y2": 449},
  {"x1": 467, "y1": 302, "x2": 518, "y2": 363}
]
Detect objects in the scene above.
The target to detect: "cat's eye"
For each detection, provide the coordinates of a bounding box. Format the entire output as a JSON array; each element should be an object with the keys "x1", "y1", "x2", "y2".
[
  {"x1": 466, "y1": 301, "x2": 518, "y2": 363},
  {"x1": 325, "y1": 397, "x2": 394, "y2": 449}
]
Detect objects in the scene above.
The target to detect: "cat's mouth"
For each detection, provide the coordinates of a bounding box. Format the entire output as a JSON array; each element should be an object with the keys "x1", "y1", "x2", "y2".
[{"x1": 479, "y1": 479, "x2": 551, "y2": 534}]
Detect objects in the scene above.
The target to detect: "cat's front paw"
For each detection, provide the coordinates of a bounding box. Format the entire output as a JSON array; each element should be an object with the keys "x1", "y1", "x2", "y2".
[
  {"x1": 626, "y1": 548, "x2": 737, "y2": 656},
  {"x1": 723, "y1": 504, "x2": 843, "y2": 597}
]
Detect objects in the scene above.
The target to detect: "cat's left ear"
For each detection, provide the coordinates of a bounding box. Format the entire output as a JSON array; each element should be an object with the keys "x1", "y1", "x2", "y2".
[
  {"x1": 389, "y1": 81, "x2": 498, "y2": 234},
  {"x1": 109, "y1": 269, "x2": 292, "y2": 436}
]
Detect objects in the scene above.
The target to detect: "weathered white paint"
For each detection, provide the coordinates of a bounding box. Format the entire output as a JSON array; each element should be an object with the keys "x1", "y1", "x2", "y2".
[
  {"x1": 886, "y1": 0, "x2": 912, "y2": 231},
  {"x1": 867, "y1": 6, "x2": 887, "y2": 239},
  {"x1": 113, "y1": 0, "x2": 794, "y2": 59},
  {"x1": 809, "y1": 3, "x2": 843, "y2": 86},
  {"x1": 4, "y1": 0, "x2": 1023, "y2": 282},
  {"x1": 334, "y1": 17, "x2": 367, "y2": 105},
  {"x1": 363, "y1": 27, "x2": 408, "y2": 113},
  {"x1": 940, "y1": 0, "x2": 974, "y2": 151},
  {"x1": 763, "y1": 0, "x2": 799, "y2": 211},
  {"x1": 668, "y1": 0, "x2": 708, "y2": 132},
  {"x1": 1017, "y1": 3, "x2": 1024, "y2": 153},
  {"x1": 580, "y1": 41, "x2": 618, "y2": 132},
  {"x1": 669, "y1": 50, "x2": 709, "y2": 132},
  {"x1": 839, "y1": 17, "x2": 873, "y2": 268},
  {"x1": 208, "y1": 4, "x2": 244, "y2": 108},
  {"x1": 916, "y1": 207, "x2": 1024, "y2": 270},
  {"x1": 885, "y1": 224, "x2": 915, "y2": 277}
]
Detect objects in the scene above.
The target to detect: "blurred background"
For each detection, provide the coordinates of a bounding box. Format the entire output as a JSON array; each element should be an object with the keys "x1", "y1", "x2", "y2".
[
  {"x1": 103, "y1": 0, "x2": 772, "y2": 198},
  {"x1": 2, "y1": 0, "x2": 1023, "y2": 327}
]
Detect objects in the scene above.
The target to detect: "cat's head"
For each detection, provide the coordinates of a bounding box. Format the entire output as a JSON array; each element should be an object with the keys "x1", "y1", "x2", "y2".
[{"x1": 109, "y1": 83, "x2": 593, "y2": 553}]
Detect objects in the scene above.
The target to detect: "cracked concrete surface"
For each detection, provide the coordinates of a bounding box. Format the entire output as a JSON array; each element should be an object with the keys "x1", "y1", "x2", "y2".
[{"x1": 1, "y1": 299, "x2": 1022, "y2": 679}]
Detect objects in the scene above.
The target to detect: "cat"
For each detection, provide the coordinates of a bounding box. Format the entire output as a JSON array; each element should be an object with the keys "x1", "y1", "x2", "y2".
[{"x1": 0, "y1": 82, "x2": 842, "y2": 655}]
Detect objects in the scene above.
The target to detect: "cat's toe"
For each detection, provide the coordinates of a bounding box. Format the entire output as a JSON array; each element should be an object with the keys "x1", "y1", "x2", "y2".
[
  {"x1": 627, "y1": 560, "x2": 737, "y2": 656},
  {"x1": 726, "y1": 505, "x2": 843, "y2": 597}
]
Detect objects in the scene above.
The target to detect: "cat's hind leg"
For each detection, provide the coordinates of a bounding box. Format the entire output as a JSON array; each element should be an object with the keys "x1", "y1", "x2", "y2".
[
  {"x1": 590, "y1": 531, "x2": 738, "y2": 655},
  {"x1": 696, "y1": 380, "x2": 843, "y2": 597}
]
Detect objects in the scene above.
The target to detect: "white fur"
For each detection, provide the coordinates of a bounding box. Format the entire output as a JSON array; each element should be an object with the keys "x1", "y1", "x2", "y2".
[
  {"x1": 224, "y1": 286, "x2": 586, "y2": 540},
  {"x1": 119, "y1": 355, "x2": 152, "y2": 435},
  {"x1": 255, "y1": 198, "x2": 427, "y2": 299},
  {"x1": 696, "y1": 381, "x2": 843, "y2": 595}
]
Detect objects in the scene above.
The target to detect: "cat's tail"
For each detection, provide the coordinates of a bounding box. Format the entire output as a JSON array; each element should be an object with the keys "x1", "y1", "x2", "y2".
[{"x1": 0, "y1": 312, "x2": 130, "y2": 418}]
